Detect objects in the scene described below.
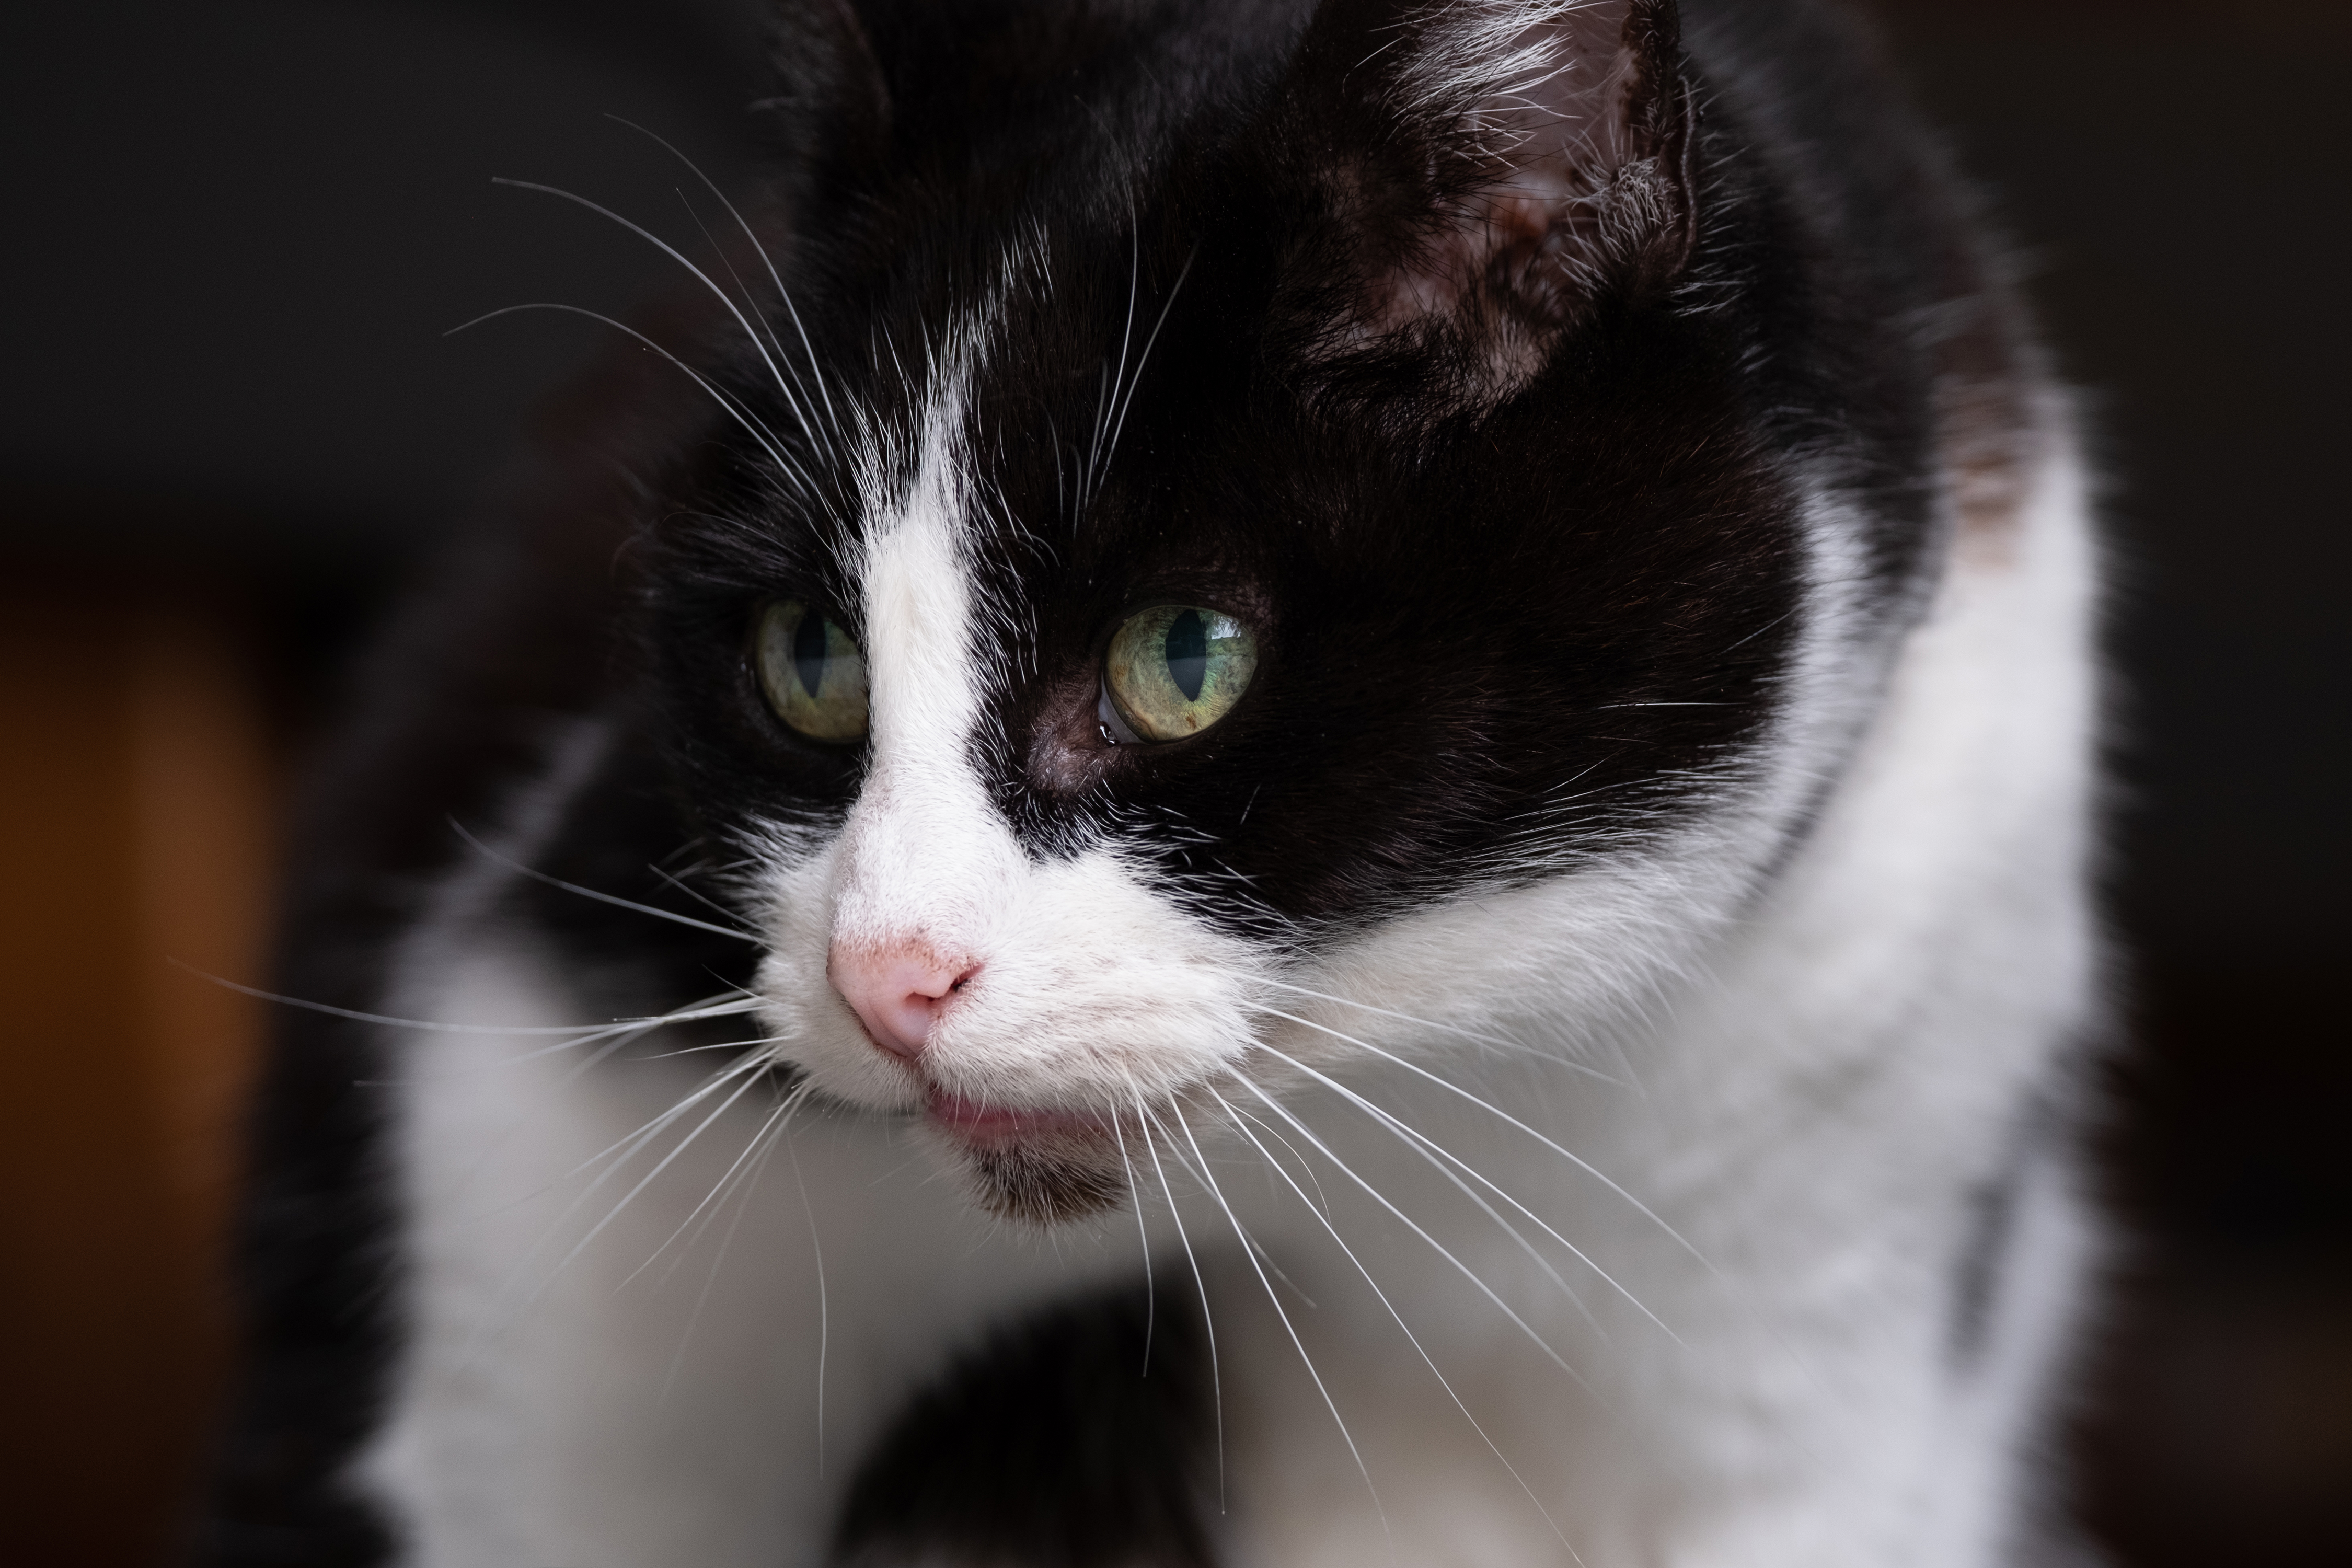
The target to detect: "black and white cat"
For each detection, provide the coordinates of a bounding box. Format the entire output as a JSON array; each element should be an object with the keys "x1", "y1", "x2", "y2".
[{"x1": 205, "y1": 2, "x2": 2105, "y2": 1564}]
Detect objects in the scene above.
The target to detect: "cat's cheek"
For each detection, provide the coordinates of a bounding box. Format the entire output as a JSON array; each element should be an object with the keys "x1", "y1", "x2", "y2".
[{"x1": 915, "y1": 850, "x2": 1270, "y2": 1106}]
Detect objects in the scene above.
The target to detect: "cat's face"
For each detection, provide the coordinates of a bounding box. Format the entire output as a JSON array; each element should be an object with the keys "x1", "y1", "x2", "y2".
[{"x1": 636, "y1": 0, "x2": 1870, "y2": 1221}]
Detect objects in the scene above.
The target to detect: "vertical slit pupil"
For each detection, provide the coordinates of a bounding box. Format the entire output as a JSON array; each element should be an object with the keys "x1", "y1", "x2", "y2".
[
  {"x1": 793, "y1": 609, "x2": 831, "y2": 699},
  {"x1": 1164, "y1": 609, "x2": 1208, "y2": 702}
]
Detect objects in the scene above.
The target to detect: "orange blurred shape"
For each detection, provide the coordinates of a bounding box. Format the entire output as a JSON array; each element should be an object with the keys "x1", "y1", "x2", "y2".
[{"x1": 0, "y1": 581, "x2": 274, "y2": 1567}]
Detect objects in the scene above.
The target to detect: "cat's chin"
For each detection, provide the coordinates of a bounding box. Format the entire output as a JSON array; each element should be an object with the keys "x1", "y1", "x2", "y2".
[
  {"x1": 925, "y1": 1095, "x2": 1129, "y2": 1225},
  {"x1": 961, "y1": 1140, "x2": 1129, "y2": 1226}
]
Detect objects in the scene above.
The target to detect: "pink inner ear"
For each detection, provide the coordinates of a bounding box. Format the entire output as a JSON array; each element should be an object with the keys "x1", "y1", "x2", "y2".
[{"x1": 1370, "y1": 0, "x2": 1673, "y2": 355}]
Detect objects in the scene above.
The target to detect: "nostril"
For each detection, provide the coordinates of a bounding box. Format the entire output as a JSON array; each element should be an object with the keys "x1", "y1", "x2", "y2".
[{"x1": 829, "y1": 944, "x2": 979, "y2": 1061}]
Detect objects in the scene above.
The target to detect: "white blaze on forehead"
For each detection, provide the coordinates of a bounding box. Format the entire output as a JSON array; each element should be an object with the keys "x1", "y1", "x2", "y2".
[
  {"x1": 861, "y1": 394, "x2": 985, "y2": 750},
  {"x1": 831, "y1": 376, "x2": 1024, "y2": 959}
]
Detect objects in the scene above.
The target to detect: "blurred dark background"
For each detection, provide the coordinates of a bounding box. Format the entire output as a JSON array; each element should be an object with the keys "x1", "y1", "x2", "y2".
[{"x1": 0, "y1": 2, "x2": 2343, "y2": 1564}]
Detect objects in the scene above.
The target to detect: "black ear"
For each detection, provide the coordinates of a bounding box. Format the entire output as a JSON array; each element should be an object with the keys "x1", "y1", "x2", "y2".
[
  {"x1": 757, "y1": 0, "x2": 893, "y2": 183},
  {"x1": 1267, "y1": 0, "x2": 1696, "y2": 406}
]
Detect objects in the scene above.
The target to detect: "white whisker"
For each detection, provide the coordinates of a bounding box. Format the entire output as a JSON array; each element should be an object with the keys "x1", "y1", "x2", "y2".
[
  {"x1": 1110, "y1": 1113, "x2": 1158, "y2": 1374},
  {"x1": 602, "y1": 114, "x2": 846, "y2": 450},
  {"x1": 1243, "y1": 975, "x2": 1622, "y2": 1084},
  {"x1": 1097, "y1": 245, "x2": 1196, "y2": 494},
  {"x1": 675, "y1": 187, "x2": 804, "y2": 412},
  {"x1": 562, "y1": 1051, "x2": 775, "y2": 1182},
  {"x1": 1163, "y1": 1101, "x2": 1384, "y2": 1534},
  {"x1": 554, "y1": 991, "x2": 763, "y2": 1087},
  {"x1": 1226, "y1": 1100, "x2": 1332, "y2": 1220},
  {"x1": 786, "y1": 1108, "x2": 830, "y2": 1477},
  {"x1": 445, "y1": 302, "x2": 819, "y2": 502},
  {"x1": 660, "y1": 1096, "x2": 793, "y2": 1403},
  {"x1": 489, "y1": 177, "x2": 828, "y2": 456},
  {"x1": 462, "y1": 1051, "x2": 777, "y2": 1364},
  {"x1": 1247, "y1": 1004, "x2": 1716, "y2": 1277},
  {"x1": 1091, "y1": 207, "x2": 1140, "y2": 499},
  {"x1": 647, "y1": 860, "x2": 761, "y2": 936},
  {"x1": 1250, "y1": 1040, "x2": 1646, "y2": 1345},
  {"x1": 546, "y1": 1062, "x2": 774, "y2": 1291},
  {"x1": 427, "y1": 1005, "x2": 769, "y2": 1236},
  {"x1": 1126, "y1": 1079, "x2": 1223, "y2": 1508},
  {"x1": 1226, "y1": 1074, "x2": 1593, "y2": 1392},
  {"x1": 1212, "y1": 1084, "x2": 1581, "y2": 1563},
  {"x1": 643, "y1": 1033, "x2": 790, "y2": 1060},
  {"x1": 624, "y1": 1077, "x2": 804, "y2": 1290},
  {"x1": 177, "y1": 959, "x2": 760, "y2": 1038}
]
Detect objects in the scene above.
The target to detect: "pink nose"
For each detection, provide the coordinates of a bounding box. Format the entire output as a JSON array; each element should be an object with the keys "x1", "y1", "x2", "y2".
[{"x1": 828, "y1": 941, "x2": 978, "y2": 1059}]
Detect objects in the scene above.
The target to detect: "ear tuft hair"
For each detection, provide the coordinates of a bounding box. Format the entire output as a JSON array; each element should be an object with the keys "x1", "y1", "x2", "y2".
[{"x1": 1273, "y1": 0, "x2": 1695, "y2": 409}]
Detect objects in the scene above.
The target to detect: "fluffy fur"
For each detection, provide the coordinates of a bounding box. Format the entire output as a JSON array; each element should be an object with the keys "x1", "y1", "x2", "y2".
[{"x1": 203, "y1": 3, "x2": 2105, "y2": 1565}]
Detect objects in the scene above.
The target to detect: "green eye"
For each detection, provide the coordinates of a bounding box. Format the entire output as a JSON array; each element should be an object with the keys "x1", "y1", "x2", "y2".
[
  {"x1": 755, "y1": 599, "x2": 869, "y2": 742},
  {"x1": 1103, "y1": 606, "x2": 1258, "y2": 742}
]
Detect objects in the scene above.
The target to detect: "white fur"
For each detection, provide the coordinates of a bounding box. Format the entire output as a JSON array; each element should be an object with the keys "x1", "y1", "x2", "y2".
[
  {"x1": 1391, "y1": 1, "x2": 1615, "y2": 131},
  {"x1": 363, "y1": 324, "x2": 2099, "y2": 1564}
]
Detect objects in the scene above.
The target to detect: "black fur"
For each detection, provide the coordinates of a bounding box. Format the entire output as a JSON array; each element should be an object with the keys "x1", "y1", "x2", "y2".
[
  {"x1": 831, "y1": 1286, "x2": 1218, "y2": 1568},
  {"x1": 205, "y1": 2, "x2": 2036, "y2": 1560}
]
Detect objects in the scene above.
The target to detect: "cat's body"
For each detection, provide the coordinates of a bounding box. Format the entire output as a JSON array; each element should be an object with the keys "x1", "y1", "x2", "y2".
[{"x1": 205, "y1": 3, "x2": 2104, "y2": 1565}]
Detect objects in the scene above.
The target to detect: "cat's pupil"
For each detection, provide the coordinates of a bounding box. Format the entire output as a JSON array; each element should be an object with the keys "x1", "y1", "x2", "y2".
[
  {"x1": 1165, "y1": 609, "x2": 1208, "y2": 702},
  {"x1": 794, "y1": 610, "x2": 831, "y2": 698}
]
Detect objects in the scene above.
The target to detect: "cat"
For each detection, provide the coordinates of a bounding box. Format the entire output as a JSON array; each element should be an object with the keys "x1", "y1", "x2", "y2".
[{"x1": 202, "y1": 2, "x2": 2106, "y2": 1565}]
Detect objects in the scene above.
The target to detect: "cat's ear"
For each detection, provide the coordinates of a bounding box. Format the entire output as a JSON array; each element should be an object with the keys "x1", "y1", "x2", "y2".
[
  {"x1": 1266, "y1": 0, "x2": 1696, "y2": 406},
  {"x1": 757, "y1": 0, "x2": 893, "y2": 180}
]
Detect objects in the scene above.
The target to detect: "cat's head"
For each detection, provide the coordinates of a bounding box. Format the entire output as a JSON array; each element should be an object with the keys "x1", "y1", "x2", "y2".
[{"x1": 633, "y1": 0, "x2": 1918, "y2": 1222}]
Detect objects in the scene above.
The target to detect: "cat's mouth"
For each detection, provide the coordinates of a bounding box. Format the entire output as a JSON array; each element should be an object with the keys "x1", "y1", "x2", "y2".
[{"x1": 921, "y1": 1092, "x2": 1129, "y2": 1226}]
